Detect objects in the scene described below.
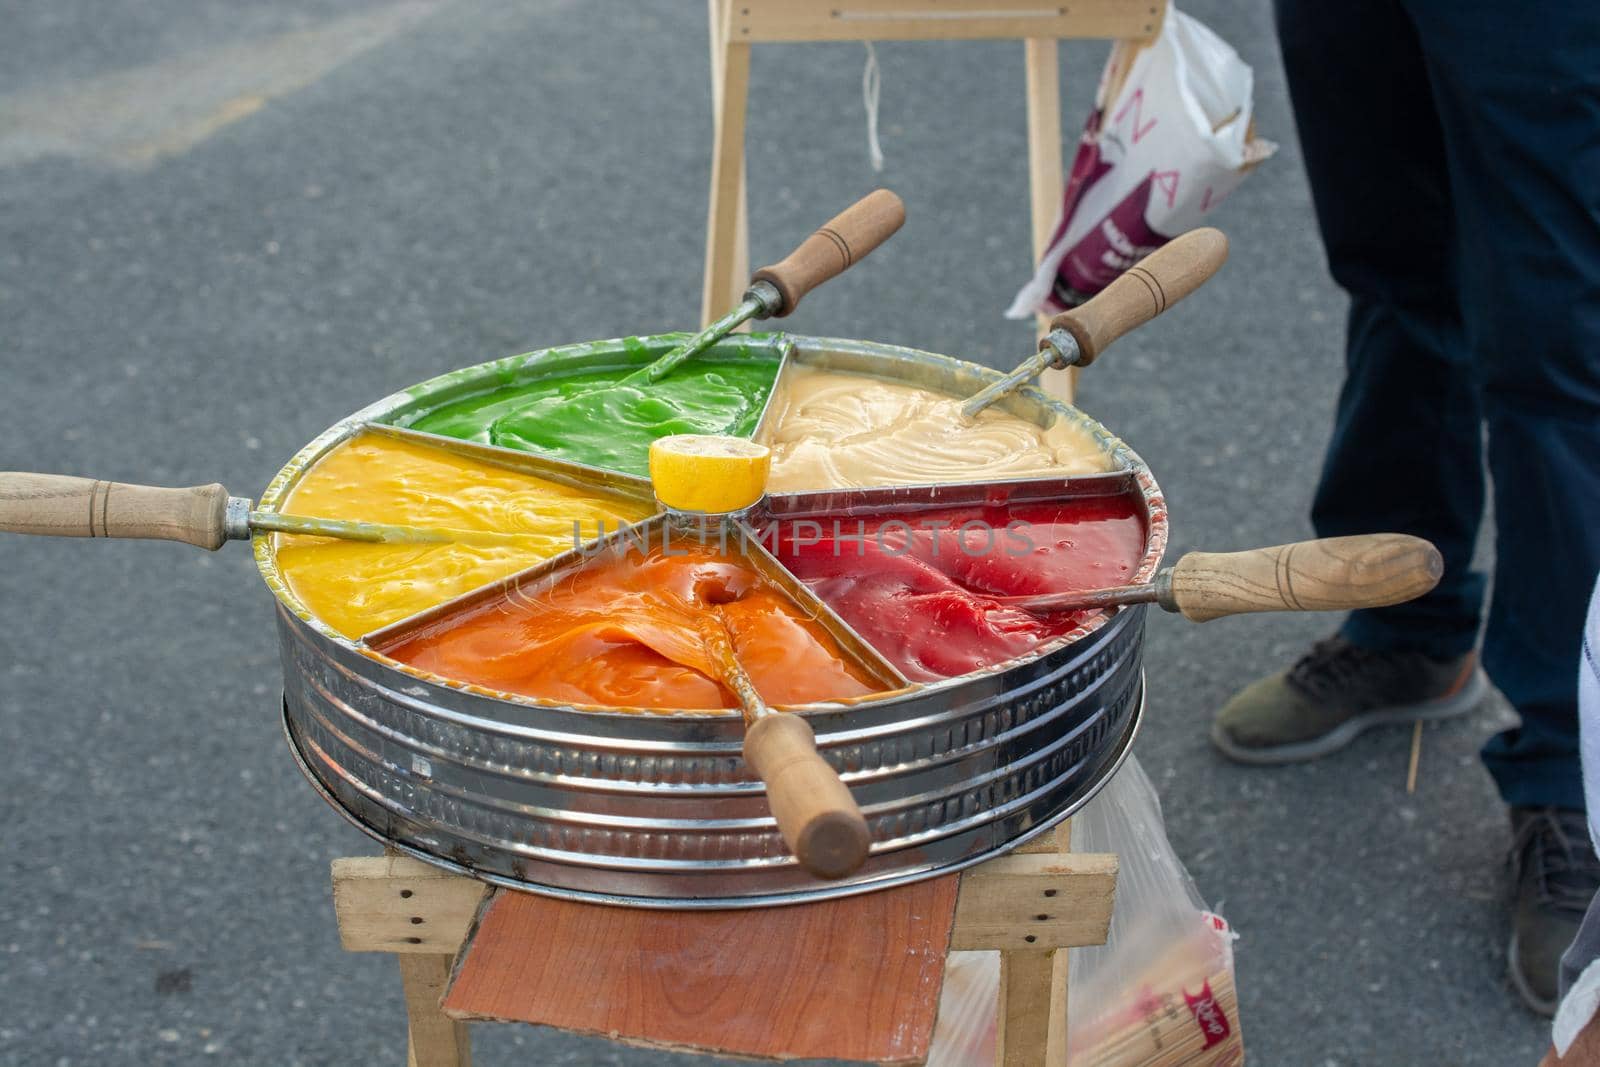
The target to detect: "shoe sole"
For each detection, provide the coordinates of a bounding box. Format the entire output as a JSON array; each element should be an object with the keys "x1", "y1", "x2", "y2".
[
  {"x1": 1208, "y1": 668, "x2": 1489, "y2": 766},
  {"x1": 1507, "y1": 930, "x2": 1558, "y2": 1017}
]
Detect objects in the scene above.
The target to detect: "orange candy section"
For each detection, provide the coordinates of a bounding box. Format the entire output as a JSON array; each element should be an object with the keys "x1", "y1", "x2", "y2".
[{"x1": 382, "y1": 543, "x2": 882, "y2": 711}]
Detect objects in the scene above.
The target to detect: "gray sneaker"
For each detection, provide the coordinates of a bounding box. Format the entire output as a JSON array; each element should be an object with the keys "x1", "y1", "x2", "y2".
[
  {"x1": 1509, "y1": 807, "x2": 1600, "y2": 1016},
  {"x1": 1210, "y1": 635, "x2": 1486, "y2": 765}
]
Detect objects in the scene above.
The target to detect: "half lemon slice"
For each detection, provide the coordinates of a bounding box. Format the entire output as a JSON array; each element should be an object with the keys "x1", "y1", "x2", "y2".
[{"x1": 648, "y1": 435, "x2": 771, "y2": 513}]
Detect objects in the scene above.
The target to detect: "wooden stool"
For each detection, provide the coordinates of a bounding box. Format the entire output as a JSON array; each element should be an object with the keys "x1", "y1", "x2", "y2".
[
  {"x1": 700, "y1": 0, "x2": 1166, "y2": 403},
  {"x1": 332, "y1": 824, "x2": 1117, "y2": 1066}
]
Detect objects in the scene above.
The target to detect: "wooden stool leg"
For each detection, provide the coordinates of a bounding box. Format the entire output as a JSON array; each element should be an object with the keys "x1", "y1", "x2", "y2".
[
  {"x1": 399, "y1": 953, "x2": 472, "y2": 1067},
  {"x1": 1023, "y1": 37, "x2": 1076, "y2": 406},
  {"x1": 1023, "y1": 39, "x2": 1064, "y2": 269},
  {"x1": 702, "y1": 0, "x2": 753, "y2": 325},
  {"x1": 729, "y1": 161, "x2": 750, "y2": 330},
  {"x1": 998, "y1": 949, "x2": 1070, "y2": 1067},
  {"x1": 998, "y1": 821, "x2": 1075, "y2": 1065}
]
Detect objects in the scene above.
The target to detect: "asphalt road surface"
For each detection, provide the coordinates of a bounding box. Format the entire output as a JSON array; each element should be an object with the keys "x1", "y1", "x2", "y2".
[{"x1": 0, "y1": 2, "x2": 1548, "y2": 1064}]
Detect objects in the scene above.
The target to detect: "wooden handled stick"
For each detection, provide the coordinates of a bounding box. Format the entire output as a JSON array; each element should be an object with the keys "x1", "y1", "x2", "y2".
[
  {"x1": 1046, "y1": 226, "x2": 1228, "y2": 367},
  {"x1": 627, "y1": 190, "x2": 906, "y2": 385},
  {"x1": 701, "y1": 613, "x2": 870, "y2": 879},
  {"x1": 991, "y1": 534, "x2": 1443, "y2": 623},
  {"x1": 0, "y1": 472, "x2": 233, "y2": 550},
  {"x1": 0, "y1": 472, "x2": 515, "y2": 548},
  {"x1": 751, "y1": 189, "x2": 905, "y2": 316},
  {"x1": 959, "y1": 227, "x2": 1227, "y2": 419},
  {"x1": 1160, "y1": 533, "x2": 1443, "y2": 622},
  {"x1": 743, "y1": 713, "x2": 871, "y2": 880}
]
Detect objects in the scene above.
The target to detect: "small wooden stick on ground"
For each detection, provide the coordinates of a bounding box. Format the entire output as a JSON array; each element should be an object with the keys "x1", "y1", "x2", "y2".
[{"x1": 1406, "y1": 720, "x2": 1423, "y2": 795}]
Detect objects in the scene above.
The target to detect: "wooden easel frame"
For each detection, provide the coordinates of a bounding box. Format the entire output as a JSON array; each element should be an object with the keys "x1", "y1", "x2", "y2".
[
  {"x1": 333, "y1": 825, "x2": 1117, "y2": 1066},
  {"x1": 328, "y1": 10, "x2": 1169, "y2": 1061},
  {"x1": 700, "y1": 0, "x2": 1165, "y2": 403}
]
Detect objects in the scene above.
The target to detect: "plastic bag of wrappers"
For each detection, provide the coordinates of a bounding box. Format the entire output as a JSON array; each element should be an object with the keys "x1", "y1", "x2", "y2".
[
  {"x1": 927, "y1": 757, "x2": 1244, "y2": 1066},
  {"x1": 1006, "y1": 5, "x2": 1275, "y2": 317}
]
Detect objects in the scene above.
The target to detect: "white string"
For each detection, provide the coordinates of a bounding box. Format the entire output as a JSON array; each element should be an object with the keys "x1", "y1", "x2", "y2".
[{"x1": 862, "y1": 42, "x2": 884, "y2": 172}]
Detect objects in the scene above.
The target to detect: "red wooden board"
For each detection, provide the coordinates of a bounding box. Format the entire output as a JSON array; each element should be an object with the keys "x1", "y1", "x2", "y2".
[{"x1": 442, "y1": 876, "x2": 961, "y2": 1063}]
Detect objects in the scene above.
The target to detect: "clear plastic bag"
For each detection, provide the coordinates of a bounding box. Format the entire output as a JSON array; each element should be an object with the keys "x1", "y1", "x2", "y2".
[
  {"x1": 1006, "y1": 4, "x2": 1276, "y2": 316},
  {"x1": 928, "y1": 757, "x2": 1244, "y2": 1066}
]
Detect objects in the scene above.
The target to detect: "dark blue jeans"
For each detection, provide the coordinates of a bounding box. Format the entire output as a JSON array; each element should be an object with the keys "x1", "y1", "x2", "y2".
[{"x1": 1276, "y1": 0, "x2": 1600, "y2": 809}]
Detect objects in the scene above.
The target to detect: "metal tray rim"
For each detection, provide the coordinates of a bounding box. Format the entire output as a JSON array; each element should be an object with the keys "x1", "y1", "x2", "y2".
[{"x1": 280, "y1": 673, "x2": 1145, "y2": 908}]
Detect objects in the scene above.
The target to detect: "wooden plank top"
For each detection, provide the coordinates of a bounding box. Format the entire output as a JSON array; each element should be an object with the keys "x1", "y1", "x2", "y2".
[
  {"x1": 731, "y1": 0, "x2": 1162, "y2": 43},
  {"x1": 442, "y1": 876, "x2": 961, "y2": 1064}
]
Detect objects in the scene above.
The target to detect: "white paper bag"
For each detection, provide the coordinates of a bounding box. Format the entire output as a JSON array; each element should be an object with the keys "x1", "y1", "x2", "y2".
[{"x1": 1007, "y1": 5, "x2": 1275, "y2": 316}]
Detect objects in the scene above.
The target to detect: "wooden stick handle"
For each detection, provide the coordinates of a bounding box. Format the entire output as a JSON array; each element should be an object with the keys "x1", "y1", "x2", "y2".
[
  {"x1": 751, "y1": 189, "x2": 905, "y2": 316},
  {"x1": 742, "y1": 713, "x2": 871, "y2": 879},
  {"x1": 1160, "y1": 534, "x2": 1443, "y2": 622},
  {"x1": 1046, "y1": 227, "x2": 1228, "y2": 366},
  {"x1": 0, "y1": 473, "x2": 235, "y2": 550}
]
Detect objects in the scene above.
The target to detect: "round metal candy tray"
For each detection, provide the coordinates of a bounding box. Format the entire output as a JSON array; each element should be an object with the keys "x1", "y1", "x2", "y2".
[{"x1": 259, "y1": 332, "x2": 1167, "y2": 907}]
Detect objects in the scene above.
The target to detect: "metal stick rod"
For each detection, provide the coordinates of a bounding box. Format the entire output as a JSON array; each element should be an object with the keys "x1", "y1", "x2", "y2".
[
  {"x1": 959, "y1": 350, "x2": 1056, "y2": 421},
  {"x1": 698, "y1": 610, "x2": 771, "y2": 724},
  {"x1": 625, "y1": 282, "x2": 779, "y2": 386},
  {"x1": 989, "y1": 580, "x2": 1161, "y2": 614},
  {"x1": 246, "y1": 512, "x2": 534, "y2": 547}
]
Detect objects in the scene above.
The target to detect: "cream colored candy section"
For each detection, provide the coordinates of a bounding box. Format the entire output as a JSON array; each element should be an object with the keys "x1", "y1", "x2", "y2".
[{"x1": 765, "y1": 367, "x2": 1113, "y2": 491}]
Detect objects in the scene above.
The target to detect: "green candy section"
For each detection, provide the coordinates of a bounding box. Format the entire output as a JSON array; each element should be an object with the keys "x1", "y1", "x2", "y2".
[{"x1": 399, "y1": 344, "x2": 782, "y2": 477}]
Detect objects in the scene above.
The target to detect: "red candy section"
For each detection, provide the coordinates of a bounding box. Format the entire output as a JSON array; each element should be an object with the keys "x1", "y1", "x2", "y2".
[{"x1": 774, "y1": 498, "x2": 1146, "y2": 682}]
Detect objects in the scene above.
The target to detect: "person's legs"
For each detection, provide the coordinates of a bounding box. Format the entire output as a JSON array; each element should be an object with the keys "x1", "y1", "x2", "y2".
[
  {"x1": 1314, "y1": 301, "x2": 1486, "y2": 656},
  {"x1": 1404, "y1": 0, "x2": 1600, "y2": 813},
  {"x1": 1211, "y1": 0, "x2": 1489, "y2": 764},
  {"x1": 1403, "y1": 0, "x2": 1600, "y2": 1014},
  {"x1": 1279, "y1": 0, "x2": 1487, "y2": 660}
]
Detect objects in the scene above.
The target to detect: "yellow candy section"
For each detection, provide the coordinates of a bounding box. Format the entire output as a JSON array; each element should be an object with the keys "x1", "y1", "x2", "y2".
[
  {"x1": 273, "y1": 433, "x2": 654, "y2": 639},
  {"x1": 765, "y1": 367, "x2": 1114, "y2": 492}
]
